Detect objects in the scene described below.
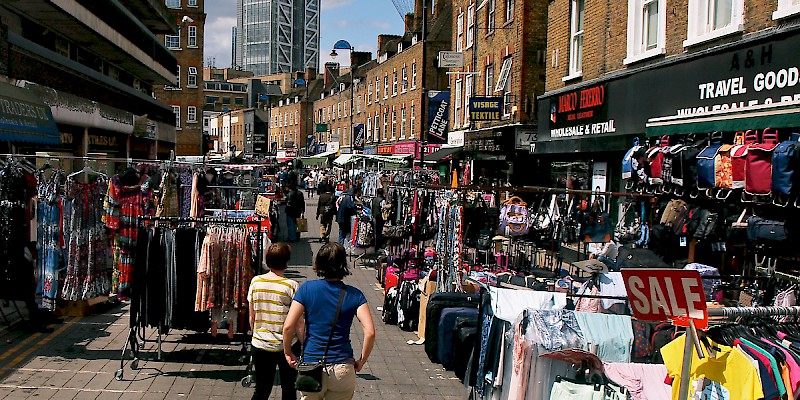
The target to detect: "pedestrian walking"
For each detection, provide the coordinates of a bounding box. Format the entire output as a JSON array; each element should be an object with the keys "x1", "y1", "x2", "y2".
[
  {"x1": 286, "y1": 182, "x2": 305, "y2": 242},
  {"x1": 283, "y1": 243, "x2": 376, "y2": 400},
  {"x1": 335, "y1": 188, "x2": 356, "y2": 248},
  {"x1": 317, "y1": 188, "x2": 336, "y2": 242},
  {"x1": 370, "y1": 188, "x2": 386, "y2": 250},
  {"x1": 248, "y1": 243, "x2": 303, "y2": 400}
]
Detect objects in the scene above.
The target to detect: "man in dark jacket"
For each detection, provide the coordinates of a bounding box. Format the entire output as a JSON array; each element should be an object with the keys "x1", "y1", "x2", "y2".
[
  {"x1": 336, "y1": 187, "x2": 357, "y2": 246},
  {"x1": 316, "y1": 187, "x2": 336, "y2": 242},
  {"x1": 285, "y1": 182, "x2": 305, "y2": 242},
  {"x1": 371, "y1": 188, "x2": 386, "y2": 249}
]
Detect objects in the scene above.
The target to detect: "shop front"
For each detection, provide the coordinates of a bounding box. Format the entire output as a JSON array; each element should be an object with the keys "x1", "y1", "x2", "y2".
[{"x1": 0, "y1": 81, "x2": 60, "y2": 152}]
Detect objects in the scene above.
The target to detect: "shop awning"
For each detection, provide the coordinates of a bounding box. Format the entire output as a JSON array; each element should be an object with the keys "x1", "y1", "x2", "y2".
[
  {"x1": 0, "y1": 82, "x2": 60, "y2": 145},
  {"x1": 363, "y1": 154, "x2": 411, "y2": 165},
  {"x1": 301, "y1": 150, "x2": 337, "y2": 167},
  {"x1": 646, "y1": 101, "x2": 800, "y2": 136},
  {"x1": 333, "y1": 154, "x2": 358, "y2": 166},
  {"x1": 424, "y1": 146, "x2": 463, "y2": 162}
]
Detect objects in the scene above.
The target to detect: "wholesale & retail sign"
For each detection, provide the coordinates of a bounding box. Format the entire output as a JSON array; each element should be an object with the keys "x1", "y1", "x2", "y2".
[
  {"x1": 621, "y1": 269, "x2": 708, "y2": 329},
  {"x1": 548, "y1": 84, "x2": 615, "y2": 139}
]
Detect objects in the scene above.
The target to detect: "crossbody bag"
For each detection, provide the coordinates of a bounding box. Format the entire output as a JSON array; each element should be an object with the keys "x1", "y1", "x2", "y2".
[{"x1": 295, "y1": 287, "x2": 347, "y2": 392}]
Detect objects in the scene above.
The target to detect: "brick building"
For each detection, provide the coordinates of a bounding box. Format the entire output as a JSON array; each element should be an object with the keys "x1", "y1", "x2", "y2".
[
  {"x1": 153, "y1": 0, "x2": 206, "y2": 156},
  {"x1": 539, "y1": 0, "x2": 800, "y2": 194},
  {"x1": 448, "y1": 0, "x2": 548, "y2": 185},
  {"x1": 267, "y1": 69, "x2": 323, "y2": 158}
]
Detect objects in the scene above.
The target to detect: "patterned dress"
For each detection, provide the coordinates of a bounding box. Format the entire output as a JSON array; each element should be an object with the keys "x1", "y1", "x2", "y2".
[{"x1": 36, "y1": 170, "x2": 65, "y2": 310}]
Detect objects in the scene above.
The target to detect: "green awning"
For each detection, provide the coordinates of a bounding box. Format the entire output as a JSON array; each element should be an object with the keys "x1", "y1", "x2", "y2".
[
  {"x1": 646, "y1": 102, "x2": 800, "y2": 136},
  {"x1": 0, "y1": 82, "x2": 60, "y2": 145}
]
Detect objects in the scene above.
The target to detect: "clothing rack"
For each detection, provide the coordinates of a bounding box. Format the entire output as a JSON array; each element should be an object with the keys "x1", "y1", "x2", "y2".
[
  {"x1": 422, "y1": 183, "x2": 654, "y2": 198},
  {"x1": 116, "y1": 215, "x2": 265, "y2": 381},
  {"x1": 706, "y1": 305, "x2": 800, "y2": 318}
]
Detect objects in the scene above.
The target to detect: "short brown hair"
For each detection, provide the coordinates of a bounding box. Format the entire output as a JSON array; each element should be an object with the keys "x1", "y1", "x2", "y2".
[
  {"x1": 313, "y1": 243, "x2": 350, "y2": 279},
  {"x1": 266, "y1": 243, "x2": 292, "y2": 270}
]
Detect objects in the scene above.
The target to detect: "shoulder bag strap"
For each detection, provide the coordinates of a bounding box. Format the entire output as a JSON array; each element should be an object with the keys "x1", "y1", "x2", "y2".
[{"x1": 321, "y1": 287, "x2": 347, "y2": 364}]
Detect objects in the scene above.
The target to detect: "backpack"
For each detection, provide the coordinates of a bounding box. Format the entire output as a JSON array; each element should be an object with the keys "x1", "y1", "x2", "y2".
[
  {"x1": 622, "y1": 138, "x2": 646, "y2": 183},
  {"x1": 671, "y1": 139, "x2": 702, "y2": 194},
  {"x1": 646, "y1": 136, "x2": 670, "y2": 185},
  {"x1": 673, "y1": 205, "x2": 702, "y2": 237},
  {"x1": 772, "y1": 132, "x2": 800, "y2": 197},
  {"x1": 696, "y1": 134, "x2": 723, "y2": 190},
  {"x1": 745, "y1": 128, "x2": 780, "y2": 196},
  {"x1": 714, "y1": 132, "x2": 739, "y2": 189},
  {"x1": 659, "y1": 199, "x2": 686, "y2": 227},
  {"x1": 731, "y1": 130, "x2": 759, "y2": 189},
  {"x1": 499, "y1": 196, "x2": 529, "y2": 236}
]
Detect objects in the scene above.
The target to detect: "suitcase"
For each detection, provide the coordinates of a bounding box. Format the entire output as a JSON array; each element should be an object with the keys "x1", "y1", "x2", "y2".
[
  {"x1": 424, "y1": 292, "x2": 480, "y2": 363},
  {"x1": 453, "y1": 324, "x2": 478, "y2": 381},
  {"x1": 438, "y1": 307, "x2": 479, "y2": 370},
  {"x1": 382, "y1": 286, "x2": 399, "y2": 325},
  {"x1": 385, "y1": 267, "x2": 421, "y2": 296},
  {"x1": 397, "y1": 281, "x2": 421, "y2": 332}
]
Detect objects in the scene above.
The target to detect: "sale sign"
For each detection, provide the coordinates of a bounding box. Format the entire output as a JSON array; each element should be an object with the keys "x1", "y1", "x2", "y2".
[{"x1": 621, "y1": 269, "x2": 708, "y2": 329}]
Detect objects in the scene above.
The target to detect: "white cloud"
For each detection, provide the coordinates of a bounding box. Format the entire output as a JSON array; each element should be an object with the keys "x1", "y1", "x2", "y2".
[
  {"x1": 204, "y1": 16, "x2": 236, "y2": 68},
  {"x1": 370, "y1": 20, "x2": 392, "y2": 30},
  {"x1": 322, "y1": 0, "x2": 353, "y2": 11}
]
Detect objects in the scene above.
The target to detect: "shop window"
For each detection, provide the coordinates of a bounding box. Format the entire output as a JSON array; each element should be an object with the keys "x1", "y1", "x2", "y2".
[
  {"x1": 684, "y1": 0, "x2": 743, "y2": 47},
  {"x1": 566, "y1": 0, "x2": 584, "y2": 80},
  {"x1": 188, "y1": 26, "x2": 197, "y2": 47},
  {"x1": 466, "y1": 4, "x2": 475, "y2": 48},
  {"x1": 625, "y1": 0, "x2": 666, "y2": 64},
  {"x1": 165, "y1": 35, "x2": 180, "y2": 51},
  {"x1": 774, "y1": 0, "x2": 800, "y2": 19},
  {"x1": 187, "y1": 66, "x2": 197, "y2": 87},
  {"x1": 187, "y1": 106, "x2": 197, "y2": 122},
  {"x1": 172, "y1": 105, "x2": 181, "y2": 128}
]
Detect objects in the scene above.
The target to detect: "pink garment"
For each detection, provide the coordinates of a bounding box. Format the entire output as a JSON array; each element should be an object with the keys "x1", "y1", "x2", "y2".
[
  {"x1": 602, "y1": 362, "x2": 671, "y2": 400},
  {"x1": 763, "y1": 338, "x2": 800, "y2": 396},
  {"x1": 507, "y1": 323, "x2": 533, "y2": 400}
]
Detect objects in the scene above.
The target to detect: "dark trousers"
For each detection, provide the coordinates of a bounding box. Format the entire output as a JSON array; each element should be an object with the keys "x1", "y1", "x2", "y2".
[
  {"x1": 374, "y1": 219, "x2": 384, "y2": 249},
  {"x1": 253, "y1": 342, "x2": 301, "y2": 400}
]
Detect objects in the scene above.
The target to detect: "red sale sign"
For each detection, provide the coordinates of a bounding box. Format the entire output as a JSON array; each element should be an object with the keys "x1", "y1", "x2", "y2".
[{"x1": 621, "y1": 269, "x2": 708, "y2": 329}]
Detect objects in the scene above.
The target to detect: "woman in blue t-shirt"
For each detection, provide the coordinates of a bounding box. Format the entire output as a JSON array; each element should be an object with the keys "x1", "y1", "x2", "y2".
[{"x1": 283, "y1": 243, "x2": 376, "y2": 400}]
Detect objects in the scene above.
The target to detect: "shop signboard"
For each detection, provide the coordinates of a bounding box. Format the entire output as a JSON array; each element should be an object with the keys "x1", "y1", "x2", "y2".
[
  {"x1": 363, "y1": 145, "x2": 377, "y2": 155},
  {"x1": 378, "y1": 144, "x2": 393, "y2": 155},
  {"x1": 427, "y1": 91, "x2": 450, "y2": 144},
  {"x1": 538, "y1": 32, "x2": 800, "y2": 149},
  {"x1": 353, "y1": 124, "x2": 365, "y2": 151},
  {"x1": 393, "y1": 141, "x2": 417, "y2": 155},
  {"x1": 61, "y1": 131, "x2": 124, "y2": 152},
  {"x1": 316, "y1": 123, "x2": 328, "y2": 133},
  {"x1": 285, "y1": 149, "x2": 297, "y2": 158},
  {"x1": 468, "y1": 97, "x2": 504, "y2": 121},
  {"x1": 464, "y1": 130, "x2": 513, "y2": 153},
  {"x1": 438, "y1": 51, "x2": 464, "y2": 68},
  {"x1": 515, "y1": 129, "x2": 537, "y2": 150},
  {"x1": 448, "y1": 130, "x2": 465, "y2": 146},
  {"x1": 621, "y1": 269, "x2": 708, "y2": 329},
  {"x1": 326, "y1": 141, "x2": 340, "y2": 152}
]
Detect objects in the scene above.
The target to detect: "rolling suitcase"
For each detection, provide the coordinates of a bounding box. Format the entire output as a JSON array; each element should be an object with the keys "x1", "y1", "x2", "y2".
[
  {"x1": 397, "y1": 280, "x2": 421, "y2": 332},
  {"x1": 438, "y1": 307, "x2": 479, "y2": 370},
  {"x1": 424, "y1": 292, "x2": 480, "y2": 363},
  {"x1": 382, "y1": 286, "x2": 399, "y2": 325},
  {"x1": 453, "y1": 322, "x2": 479, "y2": 381}
]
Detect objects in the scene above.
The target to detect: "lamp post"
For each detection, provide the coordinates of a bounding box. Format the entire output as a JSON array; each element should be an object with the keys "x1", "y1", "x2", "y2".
[{"x1": 330, "y1": 39, "x2": 356, "y2": 153}]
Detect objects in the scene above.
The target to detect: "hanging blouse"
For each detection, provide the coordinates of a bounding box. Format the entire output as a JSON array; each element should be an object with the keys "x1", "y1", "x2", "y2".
[{"x1": 156, "y1": 171, "x2": 180, "y2": 217}]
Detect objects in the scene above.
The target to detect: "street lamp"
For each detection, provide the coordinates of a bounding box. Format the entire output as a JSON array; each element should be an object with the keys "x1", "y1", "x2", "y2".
[{"x1": 330, "y1": 39, "x2": 357, "y2": 153}]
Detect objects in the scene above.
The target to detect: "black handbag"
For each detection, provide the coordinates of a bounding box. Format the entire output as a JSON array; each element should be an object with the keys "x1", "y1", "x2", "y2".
[
  {"x1": 746, "y1": 216, "x2": 788, "y2": 244},
  {"x1": 693, "y1": 209, "x2": 719, "y2": 240},
  {"x1": 616, "y1": 247, "x2": 670, "y2": 269},
  {"x1": 295, "y1": 288, "x2": 346, "y2": 392}
]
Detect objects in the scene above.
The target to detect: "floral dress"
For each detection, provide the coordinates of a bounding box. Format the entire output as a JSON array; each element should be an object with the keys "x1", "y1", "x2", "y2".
[{"x1": 36, "y1": 170, "x2": 65, "y2": 310}]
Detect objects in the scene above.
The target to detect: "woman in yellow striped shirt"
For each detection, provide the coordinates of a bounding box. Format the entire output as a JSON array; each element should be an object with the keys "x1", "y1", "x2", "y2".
[{"x1": 248, "y1": 243, "x2": 303, "y2": 400}]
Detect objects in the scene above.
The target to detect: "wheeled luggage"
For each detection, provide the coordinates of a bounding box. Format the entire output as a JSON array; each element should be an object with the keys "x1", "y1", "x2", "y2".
[{"x1": 424, "y1": 292, "x2": 480, "y2": 363}]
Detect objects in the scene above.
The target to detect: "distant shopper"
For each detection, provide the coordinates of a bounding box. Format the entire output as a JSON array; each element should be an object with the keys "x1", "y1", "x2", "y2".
[
  {"x1": 286, "y1": 182, "x2": 305, "y2": 242},
  {"x1": 317, "y1": 188, "x2": 336, "y2": 242},
  {"x1": 335, "y1": 188, "x2": 357, "y2": 247},
  {"x1": 370, "y1": 188, "x2": 386, "y2": 249},
  {"x1": 283, "y1": 243, "x2": 376, "y2": 400},
  {"x1": 248, "y1": 243, "x2": 302, "y2": 400}
]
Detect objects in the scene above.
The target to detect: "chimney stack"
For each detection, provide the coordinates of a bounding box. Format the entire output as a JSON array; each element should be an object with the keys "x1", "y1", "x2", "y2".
[
  {"x1": 324, "y1": 62, "x2": 340, "y2": 88},
  {"x1": 305, "y1": 67, "x2": 317, "y2": 82},
  {"x1": 350, "y1": 51, "x2": 372, "y2": 71}
]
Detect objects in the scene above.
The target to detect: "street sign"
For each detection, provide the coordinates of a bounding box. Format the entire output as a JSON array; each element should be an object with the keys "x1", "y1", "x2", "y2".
[
  {"x1": 316, "y1": 123, "x2": 328, "y2": 133},
  {"x1": 438, "y1": 51, "x2": 465, "y2": 68},
  {"x1": 621, "y1": 269, "x2": 708, "y2": 329}
]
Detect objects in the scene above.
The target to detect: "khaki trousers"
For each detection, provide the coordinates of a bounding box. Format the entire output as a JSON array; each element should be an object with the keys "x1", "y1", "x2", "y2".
[
  {"x1": 300, "y1": 363, "x2": 356, "y2": 400},
  {"x1": 319, "y1": 220, "x2": 332, "y2": 239}
]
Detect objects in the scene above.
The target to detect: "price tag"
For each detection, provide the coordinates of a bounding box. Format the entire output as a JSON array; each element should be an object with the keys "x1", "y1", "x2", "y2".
[{"x1": 680, "y1": 237, "x2": 687, "y2": 247}]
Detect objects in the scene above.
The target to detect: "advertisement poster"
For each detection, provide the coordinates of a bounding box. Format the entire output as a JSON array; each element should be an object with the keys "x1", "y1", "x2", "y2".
[
  {"x1": 591, "y1": 161, "x2": 608, "y2": 210},
  {"x1": 427, "y1": 91, "x2": 450, "y2": 144}
]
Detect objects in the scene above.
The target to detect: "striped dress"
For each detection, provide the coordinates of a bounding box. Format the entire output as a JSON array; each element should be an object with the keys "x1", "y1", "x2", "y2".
[{"x1": 247, "y1": 273, "x2": 299, "y2": 351}]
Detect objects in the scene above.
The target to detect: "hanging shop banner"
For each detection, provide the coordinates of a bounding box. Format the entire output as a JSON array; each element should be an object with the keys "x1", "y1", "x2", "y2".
[
  {"x1": 427, "y1": 90, "x2": 450, "y2": 144},
  {"x1": 438, "y1": 51, "x2": 465, "y2": 68},
  {"x1": 353, "y1": 124, "x2": 365, "y2": 151},
  {"x1": 621, "y1": 269, "x2": 708, "y2": 329},
  {"x1": 469, "y1": 97, "x2": 504, "y2": 121},
  {"x1": 306, "y1": 134, "x2": 316, "y2": 153},
  {"x1": 537, "y1": 32, "x2": 800, "y2": 149}
]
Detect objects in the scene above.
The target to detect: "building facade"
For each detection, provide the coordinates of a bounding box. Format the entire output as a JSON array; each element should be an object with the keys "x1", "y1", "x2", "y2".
[
  {"x1": 447, "y1": 0, "x2": 548, "y2": 185},
  {"x1": 204, "y1": 81, "x2": 250, "y2": 112},
  {"x1": 267, "y1": 69, "x2": 322, "y2": 157},
  {"x1": 234, "y1": 0, "x2": 320, "y2": 76},
  {"x1": 0, "y1": 0, "x2": 178, "y2": 164},
  {"x1": 539, "y1": 0, "x2": 800, "y2": 194},
  {"x1": 153, "y1": 0, "x2": 206, "y2": 156}
]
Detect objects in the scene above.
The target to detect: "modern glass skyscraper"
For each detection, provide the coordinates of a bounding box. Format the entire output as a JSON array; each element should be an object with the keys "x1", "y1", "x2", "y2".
[{"x1": 235, "y1": 0, "x2": 320, "y2": 75}]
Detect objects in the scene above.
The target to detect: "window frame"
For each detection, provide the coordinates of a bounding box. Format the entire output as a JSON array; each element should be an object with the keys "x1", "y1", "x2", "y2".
[
  {"x1": 494, "y1": 57, "x2": 512, "y2": 93},
  {"x1": 188, "y1": 0, "x2": 198, "y2": 6},
  {"x1": 683, "y1": 0, "x2": 743, "y2": 47},
  {"x1": 401, "y1": 66, "x2": 408, "y2": 93},
  {"x1": 457, "y1": 12, "x2": 464, "y2": 53},
  {"x1": 187, "y1": 106, "x2": 197, "y2": 122},
  {"x1": 505, "y1": 0, "x2": 514, "y2": 23},
  {"x1": 487, "y1": 0, "x2": 496, "y2": 33},
  {"x1": 165, "y1": 34, "x2": 180, "y2": 49},
  {"x1": 464, "y1": 74, "x2": 473, "y2": 127},
  {"x1": 166, "y1": 0, "x2": 181, "y2": 9},
  {"x1": 172, "y1": 105, "x2": 181, "y2": 128},
  {"x1": 774, "y1": 0, "x2": 800, "y2": 19},
  {"x1": 187, "y1": 66, "x2": 198, "y2": 87},
  {"x1": 392, "y1": 70, "x2": 398, "y2": 96},
  {"x1": 410, "y1": 103, "x2": 415, "y2": 138},
  {"x1": 466, "y1": 4, "x2": 475, "y2": 49},
  {"x1": 188, "y1": 26, "x2": 197, "y2": 47},
  {"x1": 485, "y1": 63, "x2": 494, "y2": 96},
  {"x1": 400, "y1": 105, "x2": 407, "y2": 139},
  {"x1": 624, "y1": 0, "x2": 667, "y2": 64},
  {"x1": 565, "y1": 0, "x2": 585, "y2": 80},
  {"x1": 454, "y1": 78, "x2": 463, "y2": 128},
  {"x1": 411, "y1": 62, "x2": 417, "y2": 89}
]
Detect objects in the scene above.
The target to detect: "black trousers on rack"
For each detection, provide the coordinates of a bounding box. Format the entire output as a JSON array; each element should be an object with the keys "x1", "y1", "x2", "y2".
[{"x1": 253, "y1": 342, "x2": 301, "y2": 400}]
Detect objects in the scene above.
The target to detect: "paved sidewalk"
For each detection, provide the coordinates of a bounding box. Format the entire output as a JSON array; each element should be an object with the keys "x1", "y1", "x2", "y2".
[{"x1": 0, "y1": 201, "x2": 467, "y2": 399}]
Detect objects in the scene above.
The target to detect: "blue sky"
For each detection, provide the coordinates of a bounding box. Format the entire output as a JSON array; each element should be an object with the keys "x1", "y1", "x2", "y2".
[{"x1": 203, "y1": 0, "x2": 407, "y2": 69}]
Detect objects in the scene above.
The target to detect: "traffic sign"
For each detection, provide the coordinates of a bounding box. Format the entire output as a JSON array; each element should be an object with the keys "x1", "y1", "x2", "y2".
[{"x1": 621, "y1": 269, "x2": 708, "y2": 329}]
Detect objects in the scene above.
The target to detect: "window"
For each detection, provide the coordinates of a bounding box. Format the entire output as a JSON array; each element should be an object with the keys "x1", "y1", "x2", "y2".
[
  {"x1": 222, "y1": 97, "x2": 230, "y2": 104},
  {"x1": 391, "y1": 109, "x2": 397, "y2": 139},
  {"x1": 774, "y1": 0, "x2": 800, "y2": 19},
  {"x1": 401, "y1": 106, "x2": 407, "y2": 139},
  {"x1": 392, "y1": 70, "x2": 398, "y2": 96},
  {"x1": 188, "y1": 106, "x2": 197, "y2": 122},
  {"x1": 384, "y1": 75, "x2": 389, "y2": 99},
  {"x1": 375, "y1": 77, "x2": 381, "y2": 100},
  {"x1": 494, "y1": 57, "x2": 512, "y2": 92},
  {"x1": 366, "y1": 117, "x2": 372, "y2": 142},
  {"x1": 501, "y1": 69, "x2": 513, "y2": 117},
  {"x1": 235, "y1": 97, "x2": 244, "y2": 105},
  {"x1": 368, "y1": 83, "x2": 372, "y2": 104},
  {"x1": 457, "y1": 12, "x2": 464, "y2": 52},
  {"x1": 187, "y1": 66, "x2": 197, "y2": 87},
  {"x1": 165, "y1": 34, "x2": 180, "y2": 49},
  {"x1": 488, "y1": 0, "x2": 496, "y2": 33},
  {"x1": 467, "y1": 4, "x2": 475, "y2": 48},
  {"x1": 410, "y1": 104, "x2": 415, "y2": 138},
  {"x1": 567, "y1": 0, "x2": 585, "y2": 79},
  {"x1": 401, "y1": 66, "x2": 408, "y2": 92},
  {"x1": 684, "y1": 0, "x2": 743, "y2": 46},
  {"x1": 505, "y1": 0, "x2": 514, "y2": 23},
  {"x1": 357, "y1": 96, "x2": 362, "y2": 114},
  {"x1": 188, "y1": 26, "x2": 197, "y2": 47},
  {"x1": 172, "y1": 106, "x2": 181, "y2": 128},
  {"x1": 383, "y1": 111, "x2": 388, "y2": 141},
  {"x1": 166, "y1": 0, "x2": 180, "y2": 8},
  {"x1": 624, "y1": 0, "x2": 666, "y2": 64},
  {"x1": 464, "y1": 75, "x2": 473, "y2": 127},
  {"x1": 188, "y1": 0, "x2": 197, "y2": 6},
  {"x1": 374, "y1": 115, "x2": 380, "y2": 141},
  {"x1": 175, "y1": 65, "x2": 181, "y2": 88},
  {"x1": 454, "y1": 79, "x2": 462, "y2": 127},
  {"x1": 412, "y1": 62, "x2": 417, "y2": 89},
  {"x1": 485, "y1": 64, "x2": 494, "y2": 96}
]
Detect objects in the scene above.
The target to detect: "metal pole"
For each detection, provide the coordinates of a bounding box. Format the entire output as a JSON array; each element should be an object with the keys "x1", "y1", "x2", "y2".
[
  {"x1": 419, "y1": 0, "x2": 428, "y2": 170},
  {"x1": 677, "y1": 319, "x2": 698, "y2": 400}
]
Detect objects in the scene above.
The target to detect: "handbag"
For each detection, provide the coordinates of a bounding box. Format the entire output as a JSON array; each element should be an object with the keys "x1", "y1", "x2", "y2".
[
  {"x1": 614, "y1": 202, "x2": 642, "y2": 244},
  {"x1": 255, "y1": 195, "x2": 271, "y2": 217},
  {"x1": 746, "y1": 216, "x2": 788, "y2": 244},
  {"x1": 297, "y1": 217, "x2": 309, "y2": 232},
  {"x1": 295, "y1": 288, "x2": 347, "y2": 393}
]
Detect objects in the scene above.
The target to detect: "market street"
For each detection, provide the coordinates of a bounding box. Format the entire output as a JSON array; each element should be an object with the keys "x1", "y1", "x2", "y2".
[{"x1": 0, "y1": 202, "x2": 466, "y2": 400}]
